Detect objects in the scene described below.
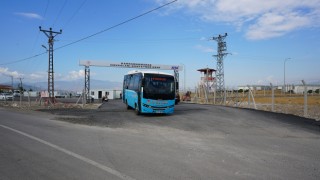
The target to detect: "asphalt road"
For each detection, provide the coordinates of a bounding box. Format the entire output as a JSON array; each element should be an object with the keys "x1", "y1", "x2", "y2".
[{"x1": 1, "y1": 100, "x2": 320, "y2": 180}]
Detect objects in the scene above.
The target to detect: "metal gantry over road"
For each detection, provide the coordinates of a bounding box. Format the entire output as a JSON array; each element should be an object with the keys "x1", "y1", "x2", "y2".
[{"x1": 79, "y1": 60, "x2": 183, "y2": 103}]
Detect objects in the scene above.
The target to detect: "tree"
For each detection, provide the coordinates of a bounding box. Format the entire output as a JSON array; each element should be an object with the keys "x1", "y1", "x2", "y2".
[
  {"x1": 315, "y1": 89, "x2": 320, "y2": 94},
  {"x1": 307, "y1": 90, "x2": 313, "y2": 94}
]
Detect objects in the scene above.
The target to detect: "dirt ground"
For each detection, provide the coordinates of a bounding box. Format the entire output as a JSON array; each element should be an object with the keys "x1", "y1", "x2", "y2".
[{"x1": 182, "y1": 91, "x2": 320, "y2": 121}]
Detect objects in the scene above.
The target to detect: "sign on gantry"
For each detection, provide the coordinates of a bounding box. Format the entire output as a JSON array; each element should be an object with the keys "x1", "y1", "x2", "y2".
[{"x1": 79, "y1": 60, "x2": 183, "y2": 71}]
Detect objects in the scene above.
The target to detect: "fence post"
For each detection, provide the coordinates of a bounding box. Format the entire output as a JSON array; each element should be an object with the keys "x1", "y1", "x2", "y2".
[
  {"x1": 247, "y1": 85, "x2": 251, "y2": 108},
  {"x1": 27, "y1": 91, "x2": 31, "y2": 107},
  {"x1": 82, "y1": 89, "x2": 86, "y2": 108},
  {"x1": 213, "y1": 87, "x2": 216, "y2": 105},
  {"x1": 302, "y1": 80, "x2": 308, "y2": 117},
  {"x1": 270, "y1": 83, "x2": 274, "y2": 112},
  {"x1": 249, "y1": 86, "x2": 257, "y2": 109},
  {"x1": 223, "y1": 89, "x2": 226, "y2": 105},
  {"x1": 236, "y1": 89, "x2": 239, "y2": 107},
  {"x1": 20, "y1": 91, "x2": 22, "y2": 108}
]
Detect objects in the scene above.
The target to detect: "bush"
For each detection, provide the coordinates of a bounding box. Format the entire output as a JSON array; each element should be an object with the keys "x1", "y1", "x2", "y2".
[
  {"x1": 315, "y1": 89, "x2": 320, "y2": 94},
  {"x1": 307, "y1": 90, "x2": 313, "y2": 94}
]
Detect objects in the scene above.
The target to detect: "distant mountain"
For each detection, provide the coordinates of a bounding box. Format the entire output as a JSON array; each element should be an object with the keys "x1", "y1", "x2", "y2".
[{"x1": 1, "y1": 79, "x2": 122, "y2": 92}]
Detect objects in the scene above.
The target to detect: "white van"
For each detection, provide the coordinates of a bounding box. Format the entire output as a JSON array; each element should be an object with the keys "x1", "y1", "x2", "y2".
[{"x1": 13, "y1": 90, "x2": 20, "y2": 97}]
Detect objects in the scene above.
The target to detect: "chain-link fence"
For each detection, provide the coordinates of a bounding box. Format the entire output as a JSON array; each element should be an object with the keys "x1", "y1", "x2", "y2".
[
  {"x1": 0, "y1": 91, "x2": 100, "y2": 110},
  {"x1": 183, "y1": 81, "x2": 320, "y2": 120}
]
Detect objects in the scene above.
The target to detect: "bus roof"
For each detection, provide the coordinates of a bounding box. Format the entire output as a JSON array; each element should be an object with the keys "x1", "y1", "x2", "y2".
[{"x1": 126, "y1": 70, "x2": 173, "y2": 76}]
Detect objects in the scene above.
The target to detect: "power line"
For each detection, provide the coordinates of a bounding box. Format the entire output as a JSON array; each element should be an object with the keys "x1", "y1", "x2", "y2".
[
  {"x1": 42, "y1": 0, "x2": 50, "y2": 24},
  {"x1": 29, "y1": 0, "x2": 51, "y2": 57},
  {"x1": 55, "y1": 0, "x2": 178, "y2": 51},
  {"x1": 53, "y1": 0, "x2": 67, "y2": 27},
  {"x1": 62, "y1": 0, "x2": 87, "y2": 29},
  {"x1": 0, "y1": 0, "x2": 177, "y2": 66},
  {"x1": 26, "y1": 0, "x2": 51, "y2": 75},
  {"x1": 0, "y1": 52, "x2": 46, "y2": 66},
  {"x1": 58, "y1": 37, "x2": 200, "y2": 44}
]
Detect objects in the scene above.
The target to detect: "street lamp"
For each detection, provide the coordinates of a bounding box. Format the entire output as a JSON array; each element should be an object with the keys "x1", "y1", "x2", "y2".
[{"x1": 284, "y1": 57, "x2": 291, "y2": 93}]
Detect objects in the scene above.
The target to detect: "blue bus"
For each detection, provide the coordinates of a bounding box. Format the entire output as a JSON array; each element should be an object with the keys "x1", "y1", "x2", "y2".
[{"x1": 123, "y1": 70, "x2": 176, "y2": 115}]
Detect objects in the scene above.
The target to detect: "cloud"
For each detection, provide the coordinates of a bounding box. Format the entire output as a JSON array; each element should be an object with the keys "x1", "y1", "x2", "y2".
[
  {"x1": 65, "y1": 70, "x2": 85, "y2": 80},
  {"x1": 29, "y1": 72, "x2": 47, "y2": 80},
  {"x1": 14, "y1": 12, "x2": 43, "y2": 20},
  {"x1": 0, "y1": 67, "x2": 22, "y2": 78},
  {"x1": 28, "y1": 70, "x2": 86, "y2": 81},
  {"x1": 155, "y1": 0, "x2": 320, "y2": 40},
  {"x1": 194, "y1": 44, "x2": 214, "y2": 53},
  {"x1": 246, "y1": 11, "x2": 311, "y2": 40}
]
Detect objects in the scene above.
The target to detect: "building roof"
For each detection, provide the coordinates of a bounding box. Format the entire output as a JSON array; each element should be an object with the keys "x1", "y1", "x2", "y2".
[
  {"x1": 0, "y1": 84, "x2": 12, "y2": 90},
  {"x1": 197, "y1": 68, "x2": 216, "y2": 73}
]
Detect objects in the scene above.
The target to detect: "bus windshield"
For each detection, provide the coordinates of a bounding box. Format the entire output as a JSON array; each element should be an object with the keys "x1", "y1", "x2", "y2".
[{"x1": 143, "y1": 74, "x2": 175, "y2": 100}]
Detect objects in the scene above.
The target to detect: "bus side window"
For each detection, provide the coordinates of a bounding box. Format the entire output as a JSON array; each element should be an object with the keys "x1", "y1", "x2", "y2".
[
  {"x1": 125, "y1": 76, "x2": 129, "y2": 89},
  {"x1": 128, "y1": 75, "x2": 134, "y2": 90},
  {"x1": 133, "y1": 75, "x2": 140, "y2": 91}
]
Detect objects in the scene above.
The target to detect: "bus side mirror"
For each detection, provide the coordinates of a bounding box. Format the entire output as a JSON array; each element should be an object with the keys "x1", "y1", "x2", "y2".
[
  {"x1": 176, "y1": 82, "x2": 179, "y2": 90},
  {"x1": 141, "y1": 80, "x2": 145, "y2": 87}
]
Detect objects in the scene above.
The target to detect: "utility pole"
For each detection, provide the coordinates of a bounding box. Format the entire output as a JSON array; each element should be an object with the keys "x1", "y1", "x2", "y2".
[
  {"x1": 283, "y1": 57, "x2": 291, "y2": 93},
  {"x1": 17, "y1": 77, "x2": 24, "y2": 107},
  {"x1": 39, "y1": 26, "x2": 62, "y2": 103},
  {"x1": 16, "y1": 77, "x2": 24, "y2": 92},
  {"x1": 210, "y1": 33, "x2": 228, "y2": 104},
  {"x1": 10, "y1": 75, "x2": 13, "y2": 92},
  {"x1": 18, "y1": 77, "x2": 23, "y2": 89},
  {"x1": 84, "y1": 66, "x2": 90, "y2": 103}
]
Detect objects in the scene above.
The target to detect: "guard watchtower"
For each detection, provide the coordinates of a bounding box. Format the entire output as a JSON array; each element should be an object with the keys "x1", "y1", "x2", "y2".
[
  {"x1": 197, "y1": 68, "x2": 216, "y2": 84},
  {"x1": 195, "y1": 67, "x2": 216, "y2": 103}
]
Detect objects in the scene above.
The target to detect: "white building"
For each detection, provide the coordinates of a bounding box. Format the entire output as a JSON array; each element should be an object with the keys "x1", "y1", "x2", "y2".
[
  {"x1": 23, "y1": 91, "x2": 40, "y2": 97},
  {"x1": 237, "y1": 84, "x2": 320, "y2": 94},
  {"x1": 90, "y1": 89, "x2": 122, "y2": 100},
  {"x1": 293, "y1": 84, "x2": 320, "y2": 94},
  {"x1": 238, "y1": 85, "x2": 271, "y2": 91}
]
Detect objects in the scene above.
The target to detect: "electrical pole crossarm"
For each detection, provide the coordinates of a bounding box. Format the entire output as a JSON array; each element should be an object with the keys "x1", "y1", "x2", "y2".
[
  {"x1": 39, "y1": 26, "x2": 62, "y2": 34},
  {"x1": 209, "y1": 33, "x2": 228, "y2": 41}
]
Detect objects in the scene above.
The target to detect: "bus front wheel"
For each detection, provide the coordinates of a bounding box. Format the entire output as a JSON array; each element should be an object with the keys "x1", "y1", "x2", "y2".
[
  {"x1": 135, "y1": 104, "x2": 141, "y2": 115},
  {"x1": 126, "y1": 100, "x2": 131, "y2": 110}
]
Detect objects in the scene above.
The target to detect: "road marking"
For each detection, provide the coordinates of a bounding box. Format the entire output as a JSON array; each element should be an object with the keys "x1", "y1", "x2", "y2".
[{"x1": 0, "y1": 124, "x2": 135, "y2": 180}]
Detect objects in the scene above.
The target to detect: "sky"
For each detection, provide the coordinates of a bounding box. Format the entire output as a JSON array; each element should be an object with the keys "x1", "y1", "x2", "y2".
[{"x1": 0, "y1": 0, "x2": 320, "y2": 91}]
